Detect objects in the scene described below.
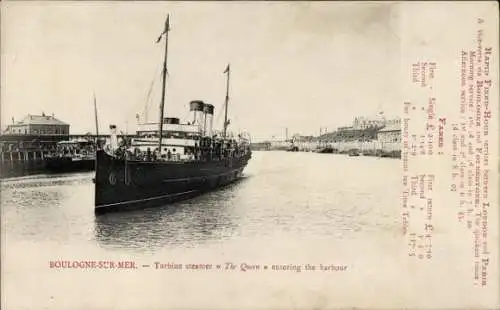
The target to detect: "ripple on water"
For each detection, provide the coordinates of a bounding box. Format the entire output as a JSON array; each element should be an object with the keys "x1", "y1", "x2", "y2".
[{"x1": 2, "y1": 152, "x2": 400, "y2": 253}]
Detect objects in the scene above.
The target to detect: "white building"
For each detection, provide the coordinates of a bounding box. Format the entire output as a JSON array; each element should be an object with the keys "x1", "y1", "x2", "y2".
[
  {"x1": 377, "y1": 122, "x2": 401, "y2": 143},
  {"x1": 4, "y1": 113, "x2": 69, "y2": 135}
]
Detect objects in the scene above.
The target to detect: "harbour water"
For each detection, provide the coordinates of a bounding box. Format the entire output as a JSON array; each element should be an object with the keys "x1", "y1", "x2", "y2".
[{"x1": 1, "y1": 151, "x2": 485, "y2": 309}]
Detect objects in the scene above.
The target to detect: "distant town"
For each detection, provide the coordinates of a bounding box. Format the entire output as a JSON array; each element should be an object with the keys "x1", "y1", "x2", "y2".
[{"x1": 252, "y1": 112, "x2": 401, "y2": 158}]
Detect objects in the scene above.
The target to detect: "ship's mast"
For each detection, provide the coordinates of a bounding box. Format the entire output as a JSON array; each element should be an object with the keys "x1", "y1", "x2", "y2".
[
  {"x1": 223, "y1": 63, "x2": 230, "y2": 138},
  {"x1": 93, "y1": 92, "x2": 101, "y2": 150},
  {"x1": 93, "y1": 92, "x2": 99, "y2": 137},
  {"x1": 93, "y1": 93, "x2": 99, "y2": 177},
  {"x1": 157, "y1": 14, "x2": 170, "y2": 152}
]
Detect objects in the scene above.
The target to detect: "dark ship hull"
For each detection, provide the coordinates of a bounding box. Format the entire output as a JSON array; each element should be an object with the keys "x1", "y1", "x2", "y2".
[
  {"x1": 94, "y1": 149, "x2": 251, "y2": 214},
  {"x1": 45, "y1": 157, "x2": 95, "y2": 173}
]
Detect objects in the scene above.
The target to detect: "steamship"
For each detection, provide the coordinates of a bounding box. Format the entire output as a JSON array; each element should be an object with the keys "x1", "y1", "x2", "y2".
[
  {"x1": 45, "y1": 139, "x2": 96, "y2": 173},
  {"x1": 94, "y1": 14, "x2": 252, "y2": 214}
]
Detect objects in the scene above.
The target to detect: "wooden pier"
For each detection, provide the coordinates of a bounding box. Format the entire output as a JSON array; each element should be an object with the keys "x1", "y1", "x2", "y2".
[
  {"x1": 0, "y1": 134, "x2": 132, "y2": 178},
  {"x1": 0, "y1": 150, "x2": 51, "y2": 178}
]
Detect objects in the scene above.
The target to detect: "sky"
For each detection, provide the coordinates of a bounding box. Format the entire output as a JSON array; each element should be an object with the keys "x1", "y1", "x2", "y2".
[{"x1": 1, "y1": 1, "x2": 402, "y2": 141}]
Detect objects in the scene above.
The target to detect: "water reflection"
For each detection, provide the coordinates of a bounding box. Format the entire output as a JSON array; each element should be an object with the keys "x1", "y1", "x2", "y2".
[
  {"x1": 0, "y1": 162, "x2": 46, "y2": 179},
  {"x1": 93, "y1": 180, "x2": 248, "y2": 252}
]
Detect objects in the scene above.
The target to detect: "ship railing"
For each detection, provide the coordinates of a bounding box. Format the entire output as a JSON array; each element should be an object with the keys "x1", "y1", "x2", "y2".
[{"x1": 113, "y1": 143, "x2": 249, "y2": 163}]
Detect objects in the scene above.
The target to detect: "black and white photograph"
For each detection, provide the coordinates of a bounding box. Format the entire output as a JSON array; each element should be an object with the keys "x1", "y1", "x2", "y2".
[{"x1": 1, "y1": 1, "x2": 498, "y2": 309}]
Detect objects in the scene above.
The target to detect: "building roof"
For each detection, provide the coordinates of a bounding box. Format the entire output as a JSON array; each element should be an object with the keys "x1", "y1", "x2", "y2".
[
  {"x1": 378, "y1": 123, "x2": 401, "y2": 132},
  {"x1": 11, "y1": 114, "x2": 69, "y2": 126}
]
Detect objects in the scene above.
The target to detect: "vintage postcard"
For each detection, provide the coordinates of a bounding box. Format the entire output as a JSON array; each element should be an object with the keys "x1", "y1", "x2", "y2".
[{"x1": 1, "y1": 1, "x2": 498, "y2": 309}]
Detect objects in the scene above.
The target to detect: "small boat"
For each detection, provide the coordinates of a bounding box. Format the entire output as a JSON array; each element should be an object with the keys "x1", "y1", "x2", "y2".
[
  {"x1": 348, "y1": 149, "x2": 360, "y2": 156},
  {"x1": 286, "y1": 137, "x2": 299, "y2": 152},
  {"x1": 316, "y1": 147, "x2": 334, "y2": 153},
  {"x1": 45, "y1": 139, "x2": 96, "y2": 173},
  {"x1": 94, "y1": 14, "x2": 252, "y2": 214}
]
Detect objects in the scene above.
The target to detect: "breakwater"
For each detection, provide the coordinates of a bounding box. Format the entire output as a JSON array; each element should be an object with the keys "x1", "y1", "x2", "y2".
[{"x1": 268, "y1": 141, "x2": 401, "y2": 158}]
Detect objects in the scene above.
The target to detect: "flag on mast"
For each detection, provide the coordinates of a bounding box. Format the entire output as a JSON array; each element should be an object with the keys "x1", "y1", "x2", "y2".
[
  {"x1": 156, "y1": 14, "x2": 170, "y2": 43},
  {"x1": 223, "y1": 63, "x2": 230, "y2": 73}
]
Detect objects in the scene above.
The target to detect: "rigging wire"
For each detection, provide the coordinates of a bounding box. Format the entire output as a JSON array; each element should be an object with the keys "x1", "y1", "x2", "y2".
[
  {"x1": 214, "y1": 102, "x2": 224, "y2": 126},
  {"x1": 142, "y1": 63, "x2": 163, "y2": 122},
  {"x1": 214, "y1": 100, "x2": 227, "y2": 130},
  {"x1": 143, "y1": 78, "x2": 156, "y2": 120},
  {"x1": 180, "y1": 108, "x2": 190, "y2": 123}
]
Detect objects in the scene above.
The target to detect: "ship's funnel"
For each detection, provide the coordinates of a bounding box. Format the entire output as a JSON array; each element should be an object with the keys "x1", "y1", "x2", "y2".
[
  {"x1": 189, "y1": 100, "x2": 204, "y2": 125},
  {"x1": 203, "y1": 103, "x2": 215, "y2": 136},
  {"x1": 109, "y1": 124, "x2": 118, "y2": 150}
]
